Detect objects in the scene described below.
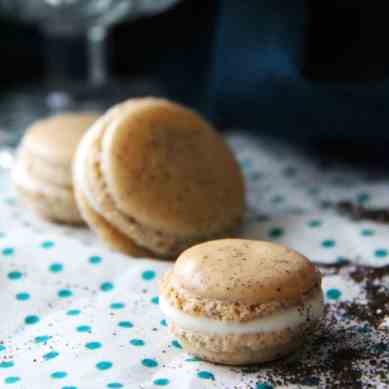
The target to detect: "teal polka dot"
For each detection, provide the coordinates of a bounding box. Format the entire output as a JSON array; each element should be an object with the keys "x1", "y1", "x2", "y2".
[
  {"x1": 16, "y1": 292, "x2": 30, "y2": 301},
  {"x1": 256, "y1": 383, "x2": 273, "y2": 389},
  {"x1": 89, "y1": 255, "x2": 102, "y2": 264},
  {"x1": 171, "y1": 340, "x2": 182, "y2": 349},
  {"x1": 151, "y1": 296, "x2": 159, "y2": 305},
  {"x1": 357, "y1": 193, "x2": 369, "y2": 204},
  {"x1": 107, "y1": 383, "x2": 123, "y2": 388},
  {"x1": 160, "y1": 319, "x2": 167, "y2": 327},
  {"x1": 197, "y1": 371, "x2": 215, "y2": 380},
  {"x1": 49, "y1": 263, "x2": 63, "y2": 273},
  {"x1": 130, "y1": 338, "x2": 145, "y2": 346},
  {"x1": 2, "y1": 247, "x2": 14, "y2": 256},
  {"x1": 4, "y1": 376, "x2": 20, "y2": 384},
  {"x1": 4, "y1": 197, "x2": 16, "y2": 205},
  {"x1": 96, "y1": 361, "x2": 112, "y2": 370},
  {"x1": 67, "y1": 309, "x2": 81, "y2": 316},
  {"x1": 0, "y1": 344, "x2": 5, "y2": 351},
  {"x1": 25, "y1": 315, "x2": 40, "y2": 325},
  {"x1": 43, "y1": 351, "x2": 59, "y2": 360},
  {"x1": 118, "y1": 321, "x2": 133, "y2": 329},
  {"x1": 41, "y1": 240, "x2": 54, "y2": 249},
  {"x1": 51, "y1": 371, "x2": 67, "y2": 379},
  {"x1": 58, "y1": 289, "x2": 73, "y2": 298},
  {"x1": 142, "y1": 358, "x2": 158, "y2": 368},
  {"x1": 326, "y1": 288, "x2": 342, "y2": 300},
  {"x1": 110, "y1": 302, "x2": 125, "y2": 310},
  {"x1": 8, "y1": 271, "x2": 22, "y2": 280},
  {"x1": 142, "y1": 270, "x2": 156, "y2": 281},
  {"x1": 62, "y1": 386, "x2": 78, "y2": 389},
  {"x1": 361, "y1": 228, "x2": 375, "y2": 237},
  {"x1": 35, "y1": 335, "x2": 51, "y2": 343},
  {"x1": 76, "y1": 325, "x2": 91, "y2": 333},
  {"x1": 0, "y1": 361, "x2": 14, "y2": 368},
  {"x1": 153, "y1": 378, "x2": 170, "y2": 386},
  {"x1": 85, "y1": 341, "x2": 102, "y2": 350},
  {"x1": 185, "y1": 357, "x2": 201, "y2": 362},
  {"x1": 268, "y1": 227, "x2": 284, "y2": 239},
  {"x1": 375, "y1": 249, "x2": 388, "y2": 258},
  {"x1": 100, "y1": 281, "x2": 114, "y2": 292},
  {"x1": 336, "y1": 256, "x2": 348, "y2": 264},
  {"x1": 321, "y1": 239, "x2": 336, "y2": 248},
  {"x1": 307, "y1": 219, "x2": 322, "y2": 228}
]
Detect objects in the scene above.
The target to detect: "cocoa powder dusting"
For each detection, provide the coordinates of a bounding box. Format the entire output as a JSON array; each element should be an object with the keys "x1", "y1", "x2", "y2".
[
  {"x1": 234, "y1": 264, "x2": 389, "y2": 389},
  {"x1": 336, "y1": 201, "x2": 389, "y2": 223},
  {"x1": 343, "y1": 266, "x2": 389, "y2": 329}
]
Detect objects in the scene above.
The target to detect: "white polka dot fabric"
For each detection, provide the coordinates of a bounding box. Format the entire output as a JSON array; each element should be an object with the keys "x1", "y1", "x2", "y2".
[{"x1": 0, "y1": 133, "x2": 388, "y2": 388}]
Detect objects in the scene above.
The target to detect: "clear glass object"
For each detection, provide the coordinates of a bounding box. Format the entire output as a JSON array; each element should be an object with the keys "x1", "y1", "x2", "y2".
[{"x1": 0, "y1": 0, "x2": 180, "y2": 169}]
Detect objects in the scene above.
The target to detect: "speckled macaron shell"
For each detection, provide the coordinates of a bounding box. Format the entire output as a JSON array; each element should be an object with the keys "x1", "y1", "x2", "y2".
[
  {"x1": 13, "y1": 112, "x2": 99, "y2": 224},
  {"x1": 172, "y1": 239, "x2": 321, "y2": 305},
  {"x1": 100, "y1": 98, "x2": 245, "y2": 238},
  {"x1": 21, "y1": 113, "x2": 100, "y2": 166},
  {"x1": 74, "y1": 97, "x2": 245, "y2": 258}
]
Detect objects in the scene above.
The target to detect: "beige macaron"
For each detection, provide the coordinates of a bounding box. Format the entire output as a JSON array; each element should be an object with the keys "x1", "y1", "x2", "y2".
[
  {"x1": 159, "y1": 239, "x2": 324, "y2": 365},
  {"x1": 12, "y1": 112, "x2": 99, "y2": 224},
  {"x1": 73, "y1": 98, "x2": 245, "y2": 259}
]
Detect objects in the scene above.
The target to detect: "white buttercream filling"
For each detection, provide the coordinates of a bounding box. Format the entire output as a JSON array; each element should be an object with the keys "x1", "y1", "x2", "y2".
[{"x1": 160, "y1": 292, "x2": 324, "y2": 335}]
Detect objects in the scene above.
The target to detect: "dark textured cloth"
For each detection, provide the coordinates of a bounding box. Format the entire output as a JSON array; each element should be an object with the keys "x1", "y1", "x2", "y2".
[
  {"x1": 2, "y1": 1, "x2": 389, "y2": 142},
  {"x1": 209, "y1": 1, "x2": 389, "y2": 141}
]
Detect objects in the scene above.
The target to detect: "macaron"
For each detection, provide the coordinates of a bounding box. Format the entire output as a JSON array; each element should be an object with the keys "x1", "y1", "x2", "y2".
[
  {"x1": 12, "y1": 112, "x2": 99, "y2": 224},
  {"x1": 159, "y1": 239, "x2": 324, "y2": 365},
  {"x1": 73, "y1": 98, "x2": 245, "y2": 259}
]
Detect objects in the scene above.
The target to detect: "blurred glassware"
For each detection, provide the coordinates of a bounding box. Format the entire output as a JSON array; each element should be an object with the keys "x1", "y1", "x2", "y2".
[{"x1": 0, "y1": 0, "x2": 180, "y2": 169}]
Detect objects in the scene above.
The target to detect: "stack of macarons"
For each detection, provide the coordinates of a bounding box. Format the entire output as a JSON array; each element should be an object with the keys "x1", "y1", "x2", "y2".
[
  {"x1": 72, "y1": 98, "x2": 245, "y2": 258},
  {"x1": 12, "y1": 98, "x2": 324, "y2": 366},
  {"x1": 13, "y1": 98, "x2": 245, "y2": 258},
  {"x1": 12, "y1": 113, "x2": 99, "y2": 224}
]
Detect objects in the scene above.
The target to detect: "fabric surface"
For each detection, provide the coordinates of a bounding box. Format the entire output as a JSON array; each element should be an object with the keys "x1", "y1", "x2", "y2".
[{"x1": 0, "y1": 133, "x2": 388, "y2": 388}]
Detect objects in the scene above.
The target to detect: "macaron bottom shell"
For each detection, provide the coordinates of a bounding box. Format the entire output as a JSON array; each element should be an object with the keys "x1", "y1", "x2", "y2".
[
  {"x1": 170, "y1": 320, "x2": 316, "y2": 365},
  {"x1": 74, "y1": 188, "x2": 154, "y2": 257}
]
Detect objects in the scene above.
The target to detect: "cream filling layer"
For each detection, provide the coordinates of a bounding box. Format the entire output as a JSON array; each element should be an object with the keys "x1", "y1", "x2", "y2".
[{"x1": 160, "y1": 291, "x2": 324, "y2": 335}]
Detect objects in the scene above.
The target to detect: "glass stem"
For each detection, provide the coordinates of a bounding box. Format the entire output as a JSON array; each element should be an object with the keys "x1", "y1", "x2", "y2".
[{"x1": 87, "y1": 26, "x2": 109, "y2": 87}]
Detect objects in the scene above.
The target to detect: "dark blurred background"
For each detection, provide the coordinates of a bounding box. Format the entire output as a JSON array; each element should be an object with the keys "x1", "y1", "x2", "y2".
[{"x1": 1, "y1": 0, "x2": 389, "y2": 146}]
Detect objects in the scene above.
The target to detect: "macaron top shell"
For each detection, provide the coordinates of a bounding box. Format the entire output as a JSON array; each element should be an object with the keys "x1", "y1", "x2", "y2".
[
  {"x1": 172, "y1": 239, "x2": 321, "y2": 305},
  {"x1": 22, "y1": 113, "x2": 99, "y2": 166},
  {"x1": 99, "y1": 98, "x2": 245, "y2": 237}
]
